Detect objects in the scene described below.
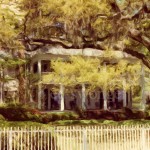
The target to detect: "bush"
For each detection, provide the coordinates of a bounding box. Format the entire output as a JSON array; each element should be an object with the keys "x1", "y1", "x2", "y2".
[
  {"x1": 41, "y1": 112, "x2": 79, "y2": 123},
  {"x1": 0, "y1": 103, "x2": 42, "y2": 122},
  {"x1": 0, "y1": 103, "x2": 80, "y2": 123},
  {"x1": 122, "y1": 107, "x2": 134, "y2": 118},
  {"x1": 0, "y1": 114, "x2": 6, "y2": 121},
  {"x1": 75, "y1": 107, "x2": 86, "y2": 118}
]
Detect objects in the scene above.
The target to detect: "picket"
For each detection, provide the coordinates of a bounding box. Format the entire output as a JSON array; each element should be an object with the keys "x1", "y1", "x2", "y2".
[{"x1": 0, "y1": 125, "x2": 149, "y2": 150}]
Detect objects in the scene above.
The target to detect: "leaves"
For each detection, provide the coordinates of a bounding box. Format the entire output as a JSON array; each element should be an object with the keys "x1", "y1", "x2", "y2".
[{"x1": 42, "y1": 55, "x2": 142, "y2": 92}]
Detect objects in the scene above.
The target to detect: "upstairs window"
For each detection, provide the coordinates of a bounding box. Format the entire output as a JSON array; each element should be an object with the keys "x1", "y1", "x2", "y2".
[{"x1": 41, "y1": 60, "x2": 51, "y2": 72}]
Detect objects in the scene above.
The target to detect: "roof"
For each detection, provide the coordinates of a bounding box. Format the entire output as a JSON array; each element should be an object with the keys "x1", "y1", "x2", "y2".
[{"x1": 26, "y1": 46, "x2": 137, "y2": 60}]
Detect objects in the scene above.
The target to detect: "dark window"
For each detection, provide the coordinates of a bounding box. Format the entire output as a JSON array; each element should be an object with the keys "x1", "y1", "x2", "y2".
[
  {"x1": 41, "y1": 60, "x2": 53, "y2": 72},
  {"x1": 33, "y1": 62, "x2": 38, "y2": 73},
  {"x1": 32, "y1": 88, "x2": 37, "y2": 101}
]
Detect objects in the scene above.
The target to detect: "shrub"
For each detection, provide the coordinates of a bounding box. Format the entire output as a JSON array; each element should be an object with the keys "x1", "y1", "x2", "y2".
[
  {"x1": 0, "y1": 114, "x2": 6, "y2": 121},
  {"x1": 68, "y1": 112, "x2": 79, "y2": 120},
  {"x1": 134, "y1": 111, "x2": 148, "y2": 119},
  {"x1": 122, "y1": 107, "x2": 134, "y2": 118},
  {"x1": 0, "y1": 103, "x2": 42, "y2": 122},
  {"x1": 75, "y1": 107, "x2": 86, "y2": 118},
  {"x1": 0, "y1": 103, "x2": 80, "y2": 123},
  {"x1": 40, "y1": 112, "x2": 79, "y2": 123}
]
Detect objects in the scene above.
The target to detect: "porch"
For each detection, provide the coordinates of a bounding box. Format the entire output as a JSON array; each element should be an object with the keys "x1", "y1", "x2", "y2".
[{"x1": 30, "y1": 84, "x2": 132, "y2": 111}]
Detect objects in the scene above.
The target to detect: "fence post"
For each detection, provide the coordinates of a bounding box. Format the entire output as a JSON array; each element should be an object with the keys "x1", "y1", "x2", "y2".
[
  {"x1": 8, "y1": 128, "x2": 12, "y2": 150},
  {"x1": 141, "y1": 126, "x2": 146, "y2": 150},
  {"x1": 83, "y1": 129, "x2": 87, "y2": 150}
]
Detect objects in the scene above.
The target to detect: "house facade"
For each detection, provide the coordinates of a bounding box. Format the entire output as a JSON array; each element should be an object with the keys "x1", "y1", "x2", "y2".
[
  {"x1": 27, "y1": 46, "x2": 138, "y2": 111},
  {"x1": 0, "y1": 47, "x2": 148, "y2": 111}
]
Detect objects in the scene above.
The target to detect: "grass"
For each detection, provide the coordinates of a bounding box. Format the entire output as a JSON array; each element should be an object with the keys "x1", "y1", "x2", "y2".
[
  {"x1": 49, "y1": 119, "x2": 150, "y2": 126},
  {"x1": 0, "y1": 120, "x2": 46, "y2": 127},
  {"x1": 0, "y1": 119, "x2": 150, "y2": 127}
]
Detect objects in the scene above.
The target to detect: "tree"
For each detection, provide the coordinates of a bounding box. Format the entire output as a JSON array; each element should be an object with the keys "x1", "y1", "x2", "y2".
[
  {"x1": 42, "y1": 55, "x2": 141, "y2": 109},
  {"x1": 0, "y1": 1, "x2": 27, "y2": 102},
  {"x1": 0, "y1": 0, "x2": 150, "y2": 103},
  {"x1": 19, "y1": 0, "x2": 150, "y2": 69},
  {"x1": 0, "y1": 54, "x2": 26, "y2": 102}
]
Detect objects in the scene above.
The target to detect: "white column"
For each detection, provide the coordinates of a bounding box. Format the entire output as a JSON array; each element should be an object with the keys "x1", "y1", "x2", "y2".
[
  {"x1": 38, "y1": 60, "x2": 41, "y2": 78},
  {"x1": 38, "y1": 84, "x2": 42, "y2": 109},
  {"x1": 37, "y1": 60, "x2": 42, "y2": 109},
  {"x1": 82, "y1": 83, "x2": 86, "y2": 110},
  {"x1": 103, "y1": 89, "x2": 107, "y2": 110},
  {"x1": 123, "y1": 79, "x2": 127, "y2": 107},
  {"x1": 127, "y1": 89, "x2": 132, "y2": 108},
  {"x1": 103, "y1": 63, "x2": 107, "y2": 110},
  {"x1": 60, "y1": 84, "x2": 64, "y2": 111}
]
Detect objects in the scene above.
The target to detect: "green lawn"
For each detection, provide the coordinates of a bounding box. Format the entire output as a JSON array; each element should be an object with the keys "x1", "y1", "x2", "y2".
[{"x1": 0, "y1": 119, "x2": 150, "y2": 127}]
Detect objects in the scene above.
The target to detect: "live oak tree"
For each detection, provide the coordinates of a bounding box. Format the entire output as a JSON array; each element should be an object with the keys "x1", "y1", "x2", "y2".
[
  {"x1": 19, "y1": 0, "x2": 150, "y2": 69},
  {"x1": 0, "y1": 0, "x2": 150, "y2": 102},
  {"x1": 0, "y1": 1, "x2": 26, "y2": 102},
  {"x1": 1, "y1": 0, "x2": 150, "y2": 69}
]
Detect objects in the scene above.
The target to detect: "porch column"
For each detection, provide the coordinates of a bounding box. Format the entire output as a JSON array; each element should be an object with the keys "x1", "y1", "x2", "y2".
[
  {"x1": 123, "y1": 80, "x2": 127, "y2": 107},
  {"x1": 82, "y1": 83, "x2": 86, "y2": 110},
  {"x1": 60, "y1": 84, "x2": 64, "y2": 111},
  {"x1": 37, "y1": 60, "x2": 42, "y2": 109},
  {"x1": 103, "y1": 63, "x2": 107, "y2": 110},
  {"x1": 38, "y1": 84, "x2": 42, "y2": 109},
  {"x1": 103, "y1": 89, "x2": 107, "y2": 110},
  {"x1": 38, "y1": 60, "x2": 42, "y2": 78},
  {"x1": 128, "y1": 88, "x2": 132, "y2": 108}
]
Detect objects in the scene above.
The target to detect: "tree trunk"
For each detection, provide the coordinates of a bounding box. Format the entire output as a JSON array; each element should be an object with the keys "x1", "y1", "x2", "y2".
[{"x1": 16, "y1": 65, "x2": 26, "y2": 104}]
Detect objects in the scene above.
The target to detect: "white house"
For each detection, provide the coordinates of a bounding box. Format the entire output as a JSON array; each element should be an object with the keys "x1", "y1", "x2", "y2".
[
  {"x1": 27, "y1": 46, "x2": 141, "y2": 111},
  {"x1": 0, "y1": 46, "x2": 148, "y2": 111}
]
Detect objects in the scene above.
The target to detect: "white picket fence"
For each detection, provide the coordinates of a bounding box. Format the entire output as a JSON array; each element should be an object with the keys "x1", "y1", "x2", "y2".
[{"x1": 0, "y1": 125, "x2": 150, "y2": 150}]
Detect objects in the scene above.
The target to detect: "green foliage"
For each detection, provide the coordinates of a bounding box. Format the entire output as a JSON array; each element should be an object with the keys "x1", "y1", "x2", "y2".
[
  {"x1": 0, "y1": 0, "x2": 150, "y2": 69},
  {"x1": 43, "y1": 55, "x2": 141, "y2": 93},
  {"x1": 0, "y1": 103, "x2": 42, "y2": 122},
  {"x1": 41, "y1": 112, "x2": 79, "y2": 123},
  {"x1": 0, "y1": 1, "x2": 24, "y2": 50},
  {"x1": 0, "y1": 103, "x2": 79, "y2": 123},
  {"x1": 0, "y1": 120, "x2": 44, "y2": 127},
  {"x1": 0, "y1": 114, "x2": 6, "y2": 121}
]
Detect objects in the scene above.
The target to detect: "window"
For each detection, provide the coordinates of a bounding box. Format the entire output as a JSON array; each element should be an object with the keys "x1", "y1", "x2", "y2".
[
  {"x1": 41, "y1": 60, "x2": 53, "y2": 72},
  {"x1": 33, "y1": 62, "x2": 38, "y2": 73}
]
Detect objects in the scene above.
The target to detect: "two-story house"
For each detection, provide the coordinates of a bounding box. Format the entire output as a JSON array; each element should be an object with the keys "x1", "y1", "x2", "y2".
[{"x1": 27, "y1": 46, "x2": 141, "y2": 111}]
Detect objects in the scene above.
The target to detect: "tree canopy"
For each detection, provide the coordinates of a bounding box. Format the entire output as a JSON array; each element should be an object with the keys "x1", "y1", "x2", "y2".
[
  {"x1": 0, "y1": 0, "x2": 150, "y2": 68},
  {"x1": 42, "y1": 56, "x2": 141, "y2": 91}
]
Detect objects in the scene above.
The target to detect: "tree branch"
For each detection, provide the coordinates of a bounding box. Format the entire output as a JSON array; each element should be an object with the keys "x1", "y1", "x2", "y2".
[
  {"x1": 129, "y1": 29, "x2": 150, "y2": 51},
  {"x1": 124, "y1": 48, "x2": 150, "y2": 69}
]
